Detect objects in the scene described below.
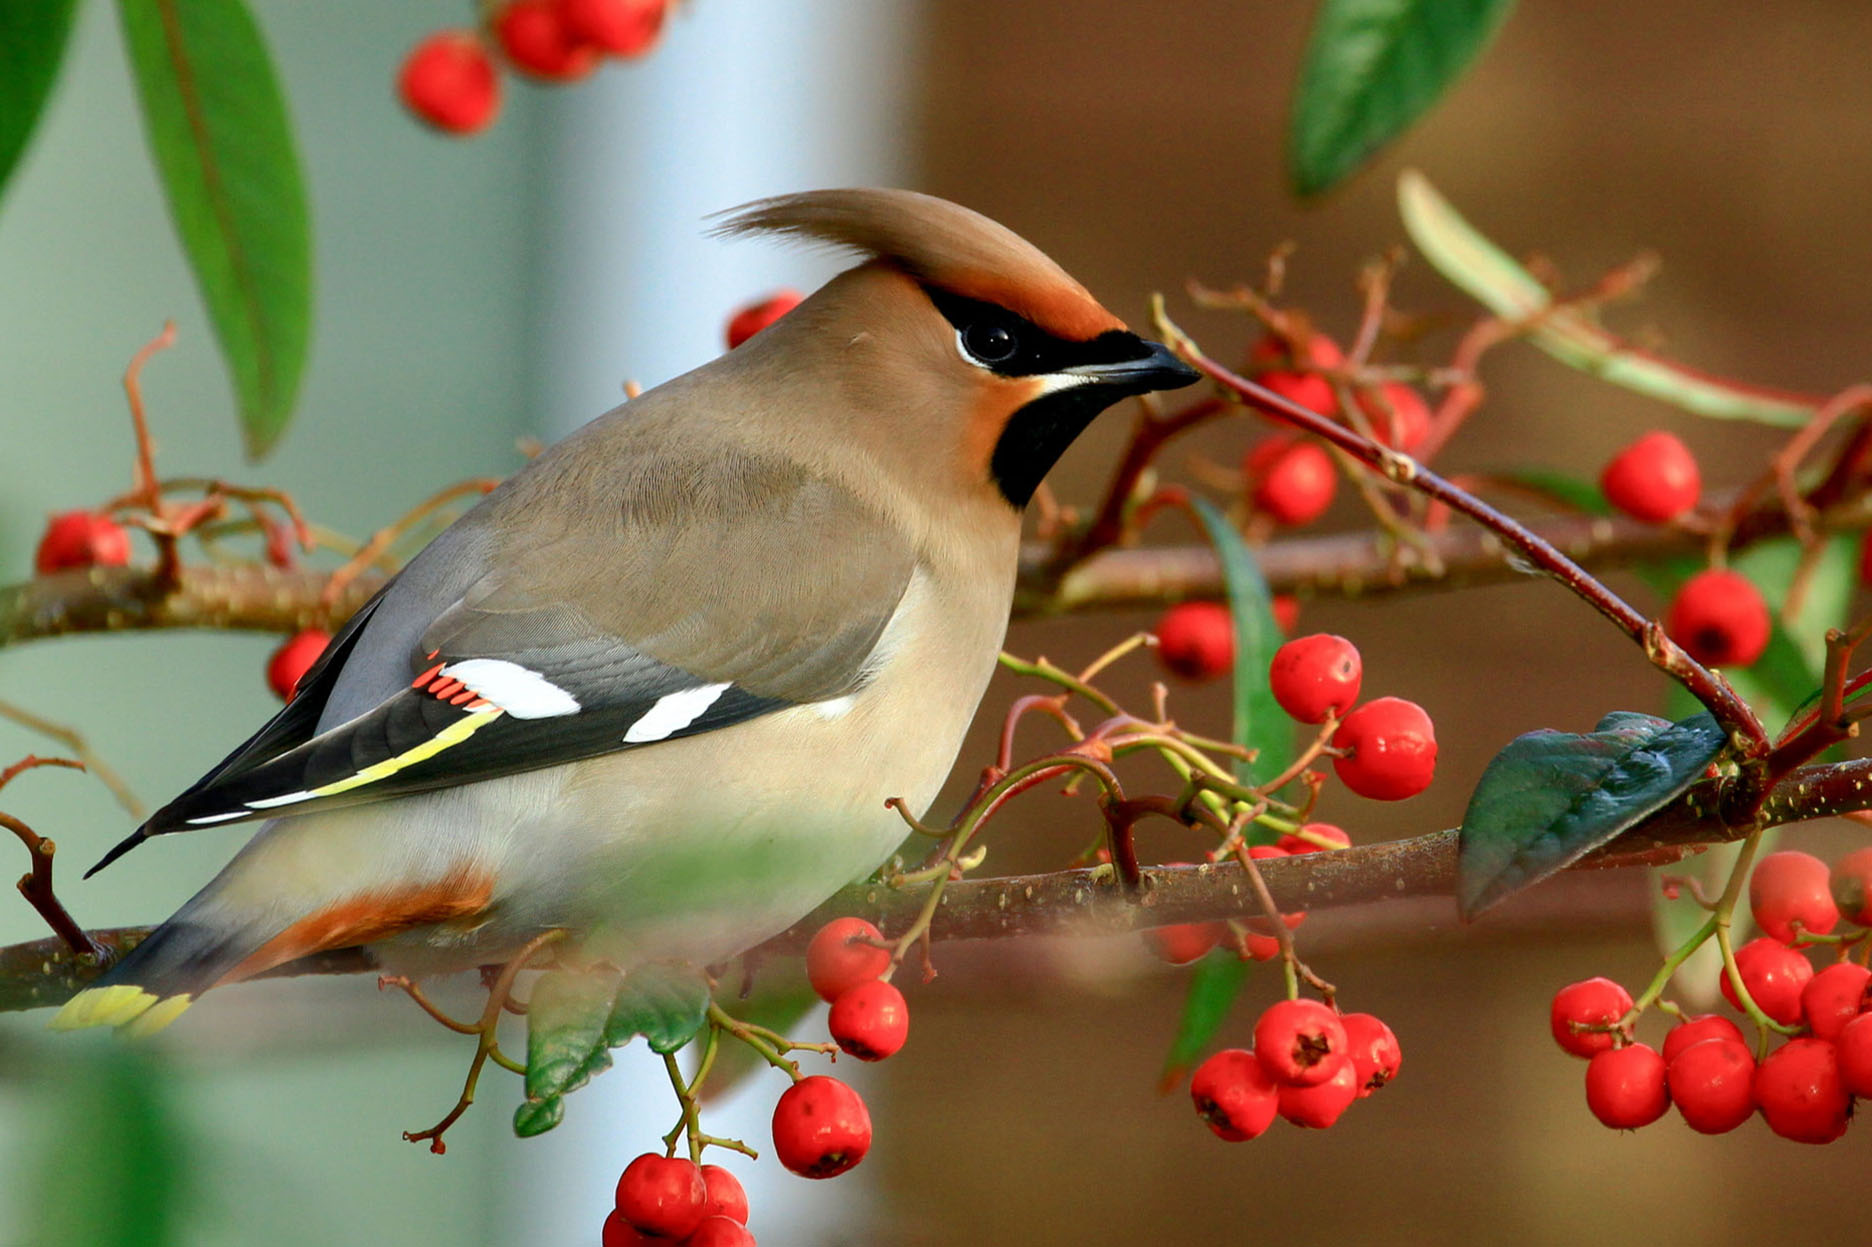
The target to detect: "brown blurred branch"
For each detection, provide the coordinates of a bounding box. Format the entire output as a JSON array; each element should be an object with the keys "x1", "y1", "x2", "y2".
[{"x1": 3, "y1": 757, "x2": 1866, "y2": 1016}]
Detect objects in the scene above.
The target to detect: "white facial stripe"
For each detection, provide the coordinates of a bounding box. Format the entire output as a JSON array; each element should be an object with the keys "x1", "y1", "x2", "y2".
[
  {"x1": 440, "y1": 659, "x2": 581, "y2": 719},
  {"x1": 1031, "y1": 371, "x2": 1099, "y2": 394},
  {"x1": 624, "y1": 682, "x2": 732, "y2": 744}
]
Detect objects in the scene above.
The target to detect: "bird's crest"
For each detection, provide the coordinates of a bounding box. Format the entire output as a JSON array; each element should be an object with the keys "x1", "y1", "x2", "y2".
[{"x1": 712, "y1": 188, "x2": 1125, "y2": 342}]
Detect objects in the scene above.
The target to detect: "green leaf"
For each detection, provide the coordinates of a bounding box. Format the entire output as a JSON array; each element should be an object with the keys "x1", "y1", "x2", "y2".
[
  {"x1": 523, "y1": 967, "x2": 623, "y2": 1106},
  {"x1": 605, "y1": 961, "x2": 710, "y2": 1054},
  {"x1": 1159, "y1": 951, "x2": 1250, "y2": 1091},
  {"x1": 1189, "y1": 497, "x2": 1292, "y2": 788},
  {"x1": 512, "y1": 1095, "x2": 566, "y2": 1139},
  {"x1": 1399, "y1": 170, "x2": 1815, "y2": 427},
  {"x1": 117, "y1": 0, "x2": 312, "y2": 458},
  {"x1": 31, "y1": 1048, "x2": 189, "y2": 1247},
  {"x1": 1289, "y1": 0, "x2": 1515, "y2": 197},
  {"x1": 0, "y1": 0, "x2": 81, "y2": 207},
  {"x1": 1457, "y1": 710, "x2": 1726, "y2": 917}
]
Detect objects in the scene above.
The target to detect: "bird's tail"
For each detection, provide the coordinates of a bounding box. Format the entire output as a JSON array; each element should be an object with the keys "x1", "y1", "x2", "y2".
[{"x1": 49, "y1": 911, "x2": 272, "y2": 1037}]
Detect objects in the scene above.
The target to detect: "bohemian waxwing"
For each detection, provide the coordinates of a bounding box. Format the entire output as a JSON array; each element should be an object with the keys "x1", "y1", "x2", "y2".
[{"x1": 53, "y1": 188, "x2": 1199, "y2": 1036}]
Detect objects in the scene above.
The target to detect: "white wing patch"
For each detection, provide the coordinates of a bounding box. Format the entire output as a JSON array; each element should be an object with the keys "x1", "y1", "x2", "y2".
[
  {"x1": 439, "y1": 659, "x2": 581, "y2": 719},
  {"x1": 624, "y1": 682, "x2": 731, "y2": 743}
]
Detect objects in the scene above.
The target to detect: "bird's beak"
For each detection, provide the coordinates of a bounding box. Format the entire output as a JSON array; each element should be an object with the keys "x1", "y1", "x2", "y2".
[{"x1": 1063, "y1": 339, "x2": 1202, "y2": 394}]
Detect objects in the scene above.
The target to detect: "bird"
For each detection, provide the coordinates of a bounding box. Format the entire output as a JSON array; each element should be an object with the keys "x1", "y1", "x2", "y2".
[{"x1": 52, "y1": 188, "x2": 1200, "y2": 1036}]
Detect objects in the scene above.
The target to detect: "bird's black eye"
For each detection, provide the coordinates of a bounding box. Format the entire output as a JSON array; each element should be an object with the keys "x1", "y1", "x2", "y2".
[{"x1": 962, "y1": 320, "x2": 1020, "y2": 366}]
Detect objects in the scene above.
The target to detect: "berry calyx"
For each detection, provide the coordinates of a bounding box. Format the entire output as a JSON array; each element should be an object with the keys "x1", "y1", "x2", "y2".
[
  {"x1": 614, "y1": 1153, "x2": 707, "y2": 1240},
  {"x1": 1268, "y1": 633, "x2": 1362, "y2": 724},
  {"x1": 1253, "y1": 998, "x2": 1348, "y2": 1087},
  {"x1": 828, "y1": 979, "x2": 909, "y2": 1061},
  {"x1": 1331, "y1": 697, "x2": 1437, "y2": 800},
  {"x1": 267, "y1": 629, "x2": 331, "y2": 702},
  {"x1": 1660, "y1": 1013, "x2": 1746, "y2": 1064},
  {"x1": 1355, "y1": 382, "x2": 1431, "y2": 453},
  {"x1": 725, "y1": 290, "x2": 803, "y2": 349},
  {"x1": 1549, "y1": 978, "x2": 1632, "y2": 1058},
  {"x1": 1749, "y1": 849, "x2": 1840, "y2": 944},
  {"x1": 398, "y1": 30, "x2": 501, "y2": 135},
  {"x1": 1339, "y1": 1012, "x2": 1401, "y2": 1095},
  {"x1": 1275, "y1": 1056, "x2": 1359, "y2": 1128},
  {"x1": 1599, "y1": 431, "x2": 1701, "y2": 523},
  {"x1": 1154, "y1": 601, "x2": 1233, "y2": 682},
  {"x1": 562, "y1": 0, "x2": 667, "y2": 57},
  {"x1": 1719, "y1": 937, "x2": 1812, "y2": 1027},
  {"x1": 685, "y1": 1217, "x2": 756, "y2": 1247},
  {"x1": 494, "y1": 0, "x2": 600, "y2": 80},
  {"x1": 771, "y1": 1076, "x2": 871, "y2": 1179},
  {"x1": 1753, "y1": 1037, "x2": 1850, "y2": 1144},
  {"x1": 1838, "y1": 1013, "x2": 1872, "y2": 1097},
  {"x1": 35, "y1": 510, "x2": 131, "y2": 574},
  {"x1": 805, "y1": 917, "x2": 890, "y2": 1003},
  {"x1": 1666, "y1": 1037, "x2": 1755, "y2": 1134},
  {"x1": 1830, "y1": 845, "x2": 1872, "y2": 925},
  {"x1": 698, "y1": 1164, "x2": 748, "y2": 1225},
  {"x1": 1245, "y1": 437, "x2": 1337, "y2": 526},
  {"x1": 1664, "y1": 569, "x2": 1771, "y2": 668},
  {"x1": 1584, "y1": 1043, "x2": 1668, "y2": 1129},
  {"x1": 1247, "y1": 331, "x2": 1342, "y2": 417},
  {"x1": 1800, "y1": 961, "x2": 1871, "y2": 1042},
  {"x1": 1189, "y1": 1048, "x2": 1279, "y2": 1141}
]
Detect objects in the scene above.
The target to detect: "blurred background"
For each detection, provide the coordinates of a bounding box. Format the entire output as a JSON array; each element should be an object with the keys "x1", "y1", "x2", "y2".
[{"x1": 2, "y1": 1, "x2": 1870, "y2": 1243}]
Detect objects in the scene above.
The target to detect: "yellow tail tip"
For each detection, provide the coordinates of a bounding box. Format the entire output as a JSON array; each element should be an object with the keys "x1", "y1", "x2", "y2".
[{"x1": 49, "y1": 984, "x2": 189, "y2": 1035}]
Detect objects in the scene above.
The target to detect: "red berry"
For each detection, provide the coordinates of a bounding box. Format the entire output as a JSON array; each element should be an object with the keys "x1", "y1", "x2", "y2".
[
  {"x1": 1549, "y1": 978, "x2": 1632, "y2": 1059},
  {"x1": 698, "y1": 1164, "x2": 748, "y2": 1225},
  {"x1": 266, "y1": 629, "x2": 331, "y2": 702},
  {"x1": 725, "y1": 290, "x2": 803, "y2": 350},
  {"x1": 1355, "y1": 382, "x2": 1431, "y2": 453},
  {"x1": 1801, "y1": 962, "x2": 1872, "y2": 1042},
  {"x1": 562, "y1": 0, "x2": 666, "y2": 57},
  {"x1": 1750, "y1": 850, "x2": 1840, "y2": 944},
  {"x1": 614, "y1": 1153, "x2": 707, "y2": 1240},
  {"x1": 771, "y1": 1076, "x2": 871, "y2": 1179},
  {"x1": 602, "y1": 1209, "x2": 652, "y2": 1246},
  {"x1": 1154, "y1": 601, "x2": 1233, "y2": 682},
  {"x1": 398, "y1": 30, "x2": 501, "y2": 135},
  {"x1": 1144, "y1": 921, "x2": 1225, "y2": 966},
  {"x1": 1754, "y1": 1037, "x2": 1850, "y2": 1144},
  {"x1": 1830, "y1": 845, "x2": 1872, "y2": 926},
  {"x1": 1246, "y1": 438, "x2": 1336, "y2": 526},
  {"x1": 1838, "y1": 1012, "x2": 1872, "y2": 1097},
  {"x1": 1190, "y1": 1048, "x2": 1279, "y2": 1141},
  {"x1": 35, "y1": 510, "x2": 131, "y2": 574},
  {"x1": 1339, "y1": 1012, "x2": 1401, "y2": 1096},
  {"x1": 828, "y1": 979, "x2": 908, "y2": 1061},
  {"x1": 805, "y1": 917, "x2": 890, "y2": 1003},
  {"x1": 1270, "y1": 594, "x2": 1300, "y2": 635},
  {"x1": 1276, "y1": 1056, "x2": 1359, "y2": 1128},
  {"x1": 1584, "y1": 1043, "x2": 1668, "y2": 1129},
  {"x1": 1720, "y1": 937, "x2": 1812, "y2": 1027},
  {"x1": 1268, "y1": 633, "x2": 1362, "y2": 725},
  {"x1": 1248, "y1": 332, "x2": 1342, "y2": 417},
  {"x1": 1664, "y1": 569, "x2": 1771, "y2": 668},
  {"x1": 1274, "y1": 823, "x2": 1350, "y2": 855},
  {"x1": 1661, "y1": 1013, "x2": 1746, "y2": 1064},
  {"x1": 686, "y1": 1217, "x2": 756, "y2": 1247},
  {"x1": 1666, "y1": 1037, "x2": 1756, "y2": 1134},
  {"x1": 495, "y1": 0, "x2": 599, "y2": 80},
  {"x1": 1253, "y1": 999, "x2": 1348, "y2": 1087},
  {"x1": 1599, "y1": 431, "x2": 1701, "y2": 523},
  {"x1": 1331, "y1": 697, "x2": 1437, "y2": 801}
]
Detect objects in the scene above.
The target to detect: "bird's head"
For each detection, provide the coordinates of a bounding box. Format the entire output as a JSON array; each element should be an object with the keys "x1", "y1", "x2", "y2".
[{"x1": 713, "y1": 189, "x2": 1200, "y2": 510}]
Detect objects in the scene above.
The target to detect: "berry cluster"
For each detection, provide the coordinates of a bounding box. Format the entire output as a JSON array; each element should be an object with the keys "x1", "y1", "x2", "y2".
[
  {"x1": 1190, "y1": 997, "x2": 1401, "y2": 1138},
  {"x1": 399, "y1": 0, "x2": 671, "y2": 136},
  {"x1": 34, "y1": 510, "x2": 131, "y2": 574},
  {"x1": 605, "y1": 1156, "x2": 751, "y2": 1245},
  {"x1": 1552, "y1": 848, "x2": 1872, "y2": 1142}
]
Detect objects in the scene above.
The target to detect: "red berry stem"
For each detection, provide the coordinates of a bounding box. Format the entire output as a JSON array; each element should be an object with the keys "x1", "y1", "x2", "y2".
[
  {"x1": 1230, "y1": 823, "x2": 1335, "y2": 1006},
  {"x1": 658, "y1": 1048, "x2": 758, "y2": 1164},
  {"x1": 1152, "y1": 300, "x2": 1769, "y2": 757},
  {"x1": 704, "y1": 999, "x2": 834, "y2": 1085},
  {"x1": 1709, "y1": 828, "x2": 1804, "y2": 1056},
  {"x1": 1, "y1": 795, "x2": 106, "y2": 964}
]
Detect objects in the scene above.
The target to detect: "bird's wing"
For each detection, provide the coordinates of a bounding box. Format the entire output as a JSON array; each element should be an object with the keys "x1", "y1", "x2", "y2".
[{"x1": 93, "y1": 449, "x2": 916, "y2": 873}]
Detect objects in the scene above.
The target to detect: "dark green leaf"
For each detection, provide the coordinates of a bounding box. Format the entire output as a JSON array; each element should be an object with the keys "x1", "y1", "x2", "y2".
[
  {"x1": 1458, "y1": 710, "x2": 1726, "y2": 917},
  {"x1": 1289, "y1": 0, "x2": 1515, "y2": 197},
  {"x1": 512, "y1": 1094, "x2": 566, "y2": 1139},
  {"x1": 117, "y1": 0, "x2": 312, "y2": 458},
  {"x1": 1492, "y1": 468, "x2": 1611, "y2": 517},
  {"x1": 0, "y1": 0, "x2": 81, "y2": 206},
  {"x1": 605, "y1": 961, "x2": 710, "y2": 1054},
  {"x1": 524, "y1": 967, "x2": 623, "y2": 1105},
  {"x1": 32, "y1": 1048, "x2": 189, "y2": 1247},
  {"x1": 1159, "y1": 951, "x2": 1250, "y2": 1091},
  {"x1": 1190, "y1": 497, "x2": 1292, "y2": 789}
]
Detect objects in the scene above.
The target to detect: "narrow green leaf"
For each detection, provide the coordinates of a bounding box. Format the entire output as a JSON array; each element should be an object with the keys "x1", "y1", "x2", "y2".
[
  {"x1": 117, "y1": 0, "x2": 312, "y2": 458},
  {"x1": 1189, "y1": 497, "x2": 1292, "y2": 788},
  {"x1": 524, "y1": 967, "x2": 623, "y2": 1105},
  {"x1": 605, "y1": 961, "x2": 710, "y2": 1054},
  {"x1": 1458, "y1": 710, "x2": 1726, "y2": 917},
  {"x1": 0, "y1": 0, "x2": 81, "y2": 206},
  {"x1": 1399, "y1": 170, "x2": 1815, "y2": 427},
  {"x1": 32, "y1": 1049, "x2": 189, "y2": 1247},
  {"x1": 513, "y1": 1095, "x2": 566, "y2": 1139},
  {"x1": 1160, "y1": 951, "x2": 1250, "y2": 1091},
  {"x1": 1289, "y1": 0, "x2": 1515, "y2": 197}
]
